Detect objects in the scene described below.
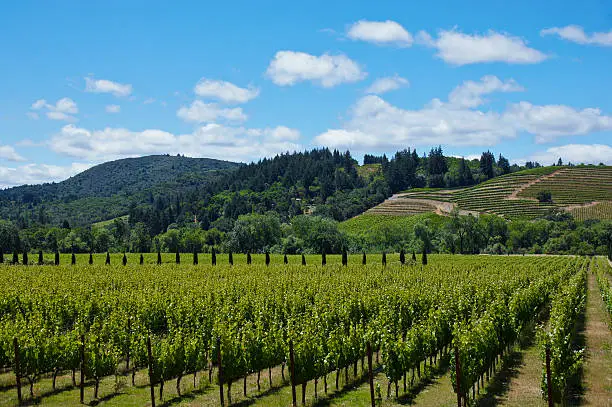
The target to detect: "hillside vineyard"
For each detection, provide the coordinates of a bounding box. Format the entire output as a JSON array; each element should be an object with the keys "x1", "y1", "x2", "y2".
[{"x1": 0, "y1": 254, "x2": 603, "y2": 406}]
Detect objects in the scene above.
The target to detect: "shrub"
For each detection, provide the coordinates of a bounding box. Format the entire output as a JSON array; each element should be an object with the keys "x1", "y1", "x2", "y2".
[{"x1": 536, "y1": 190, "x2": 552, "y2": 203}]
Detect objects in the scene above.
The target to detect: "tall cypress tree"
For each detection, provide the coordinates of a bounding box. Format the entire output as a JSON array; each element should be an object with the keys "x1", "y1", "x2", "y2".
[
  {"x1": 140, "y1": 254, "x2": 144, "y2": 265},
  {"x1": 175, "y1": 249, "x2": 180, "y2": 264},
  {"x1": 12, "y1": 250, "x2": 19, "y2": 264},
  {"x1": 23, "y1": 251, "x2": 28, "y2": 266},
  {"x1": 123, "y1": 253, "x2": 128, "y2": 266},
  {"x1": 412, "y1": 251, "x2": 417, "y2": 262},
  {"x1": 229, "y1": 251, "x2": 233, "y2": 266},
  {"x1": 422, "y1": 250, "x2": 428, "y2": 265},
  {"x1": 265, "y1": 252, "x2": 270, "y2": 266},
  {"x1": 55, "y1": 251, "x2": 60, "y2": 266},
  {"x1": 105, "y1": 252, "x2": 111, "y2": 265},
  {"x1": 382, "y1": 252, "x2": 387, "y2": 267},
  {"x1": 247, "y1": 252, "x2": 252, "y2": 265},
  {"x1": 301, "y1": 254, "x2": 306, "y2": 266},
  {"x1": 0, "y1": 249, "x2": 3, "y2": 264},
  {"x1": 284, "y1": 254, "x2": 288, "y2": 264},
  {"x1": 38, "y1": 250, "x2": 43, "y2": 265},
  {"x1": 157, "y1": 250, "x2": 162, "y2": 265},
  {"x1": 71, "y1": 252, "x2": 76, "y2": 265},
  {"x1": 89, "y1": 252, "x2": 94, "y2": 265},
  {"x1": 362, "y1": 252, "x2": 367, "y2": 265},
  {"x1": 400, "y1": 249, "x2": 405, "y2": 265},
  {"x1": 193, "y1": 251, "x2": 198, "y2": 265},
  {"x1": 211, "y1": 247, "x2": 217, "y2": 266},
  {"x1": 321, "y1": 251, "x2": 326, "y2": 266},
  {"x1": 342, "y1": 250, "x2": 348, "y2": 266}
]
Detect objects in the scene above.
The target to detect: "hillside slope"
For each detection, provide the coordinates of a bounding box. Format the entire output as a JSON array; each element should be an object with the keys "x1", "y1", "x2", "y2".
[
  {"x1": 0, "y1": 155, "x2": 239, "y2": 225},
  {"x1": 368, "y1": 165, "x2": 612, "y2": 220}
]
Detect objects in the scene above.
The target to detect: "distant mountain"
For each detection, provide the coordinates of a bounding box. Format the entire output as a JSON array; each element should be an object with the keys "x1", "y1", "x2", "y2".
[{"x1": 0, "y1": 155, "x2": 239, "y2": 226}]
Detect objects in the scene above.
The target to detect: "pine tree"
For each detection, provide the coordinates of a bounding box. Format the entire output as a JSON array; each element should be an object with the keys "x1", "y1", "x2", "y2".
[
  {"x1": 38, "y1": 250, "x2": 43, "y2": 265},
  {"x1": 175, "y1": 249, "x2": 180, "y2": 264},
  {"x1": 123, "y1": 253, "x2": 128, "y2": 266},
  {"x1": 157, "y1": 250, "x2": 162, "y2": 265},
  {"x1": 55, "y1": 251, "x2": 60, "y2": 266},
  {"x1": 229, "y1": 251, "x2": 233, "y2": 266},
  {"x1": 13, "y1": 250, "x2": 19, "y2": 264},
  {"x1": 412, "y1": 251, "x2": 416, "y2": 262},
  {"x1": 342, "y1": 250, "x2": 348, "y2": 266},
  {"x1": 301, "y1": 254, "x2": 306, "y2": 266},
  {"x1": 247, "y1": 252, "x2": 252, "y2": 265},
  {"x1": 211, "y1": 247, "x2": 217, "y2": 266},
  {"x1": 322, "y1": 251, "x2": 326, "y2": 266},
  {"x1": 400, "y1": 249, "x2": 405, "y2": 265},
  {"x1": 265, "y1": 252, "x2": 270, "y2": 266},
  {"x1": 362, "y1": 252, "x2": 367, "y2": 265},
  {"x1": 284, "y1": 254, "x2": 288, "y2": 264},
  {"x1": 422, "y1": 250, "x2": 428, "y2": 265},
  {"x1": 193, "y1": 251, "x2": 198, "y2": 265},
  {"x1": 89, "y1": 252, "x2": 94, "y2": 265},
  {"x1": 71, "y1": 252, "x2": 76, "y2": 265},
  {"x1": 105, "y1": 252, "x2": 111, "y2": 265},
  {"x1": 140, "y1": 254, "x2": 144, "y2": 265},
  {"x1": 382, "y1": 252, "x2": 387, "y2": 267},
  {"x1": 23, "y1": 251, "x2": 28, "y2": 266},
  {"x1": 0, "y1": 249, "x2": 3, "y2": 264}
]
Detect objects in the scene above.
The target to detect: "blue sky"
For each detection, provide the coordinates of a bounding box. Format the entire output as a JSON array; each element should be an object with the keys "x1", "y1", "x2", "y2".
[{"x1": 0, "y1": 0, "x2": 611, "y2": 187}]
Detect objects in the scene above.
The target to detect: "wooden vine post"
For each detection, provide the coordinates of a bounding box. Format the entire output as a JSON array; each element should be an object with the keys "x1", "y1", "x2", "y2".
[
  {"x1": 13, "y1": 338, "x2": 22, "y2": 405},
  {"x1": 289, "y1": 340, "x2": 297, "y2": 407},
  {"x1": 217, "y1": 337, "x2": 224, "y2": 406},
  {"x1": 80, "y1": 334, "x2": 85, "y2": 404},
  {"x1": 147, "y1": 336, "x2": 156, "y2": 407},
  {"x1": 454, "y1": 346, "x2": 462, "y2": 407},
  {"x1": 367, "y1": 342, "x2": 375, "y2": 407},
  {"x1": 545, "y1": 345, "x2": 553, "y2": 407}
]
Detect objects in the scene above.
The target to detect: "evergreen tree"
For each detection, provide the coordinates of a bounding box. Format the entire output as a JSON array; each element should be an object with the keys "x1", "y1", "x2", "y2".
[
  {"x1": 265, "y1": 252, "x2": 271, "y2": 266},
  {"x1": 12, "y1": 250, "x2": 19, "y2": 264},
  {"x1": 23, "y1": 251, "x2": 28, "y2": 266},
  {"x1": 342, "y1": 250, "x2": 348, "y2": 266},
  {"x1": 157, "y1": 250, "x2": 162, "y2": 265},
  {"x1": 71, "y1": 251, "x2": 76, "y2": 265},
  {"x1": 458, "y1": 157, "x2": 474, "y2": 186},
  {"x1": 55, "y1": 251, "x2": 60, "y2": 266},
  {"x1": 412, "y1": 251, "x2": 416, "y2": 262},
  {"x1": 0, "y1": 249, "x2": 3, "y2": 264},
  {"x1": 322, "y1": 251, "x2": 326, "y2": 266},
  {"x1": 382, "y1": 252, "x2": 387, "y2": 267},
  {"x1": 229, "y1": 251, "x2": 234, "y2": 266},
  {"x1": 122, "y1": 253, "x2": 127, "y2": 266},
  {"x1": 362, "y1": 252, "x2": 367, "y2": 265},
  {"x1": 38, "y1": 250, "x2": 43, "y2": 265},
  {"x1": 105, "y1": 252, "x2": 111, "y2": 265},
  {"x1": 211, "y1": 247, "x2": 217, "y2": 266},
  {"x1": 247, "y1": 252, "x2": 252, "y2": 265},
  {"x1": 140, "y1": 253, "x2": 144, "y2": 265},
  {"x1": 89, "y1": 252, "x2": 94, "y2": 265},
  {"x1": 175, "y1": 249, "x2": 180, "y2": 264},
  {"x1": 422, "y1": 250, "x2": 428, "y2": 265},
  {"x1": 301, "y1": 254, "x2": 306, "y2": 266},
  {"x1": 284, "y1": 254, "x2": 288, "y2": 264},
  {"x1": 479, "y1": 151, "x2": 495, "y2": 179},
  {"x1": 498, "y1": 154, "x2": 510, "y2": 175},
  {"x1": 399, "y1": 249, "x2": 405, "y2": 265}
]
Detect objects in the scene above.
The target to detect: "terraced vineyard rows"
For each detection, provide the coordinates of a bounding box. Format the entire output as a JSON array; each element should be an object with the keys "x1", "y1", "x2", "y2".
[{"x1": 0, "y1": 254, "x2": 590, "y2": 406}]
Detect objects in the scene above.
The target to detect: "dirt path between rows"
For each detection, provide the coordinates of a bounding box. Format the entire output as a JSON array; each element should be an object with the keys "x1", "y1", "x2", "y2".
[
  {"x1": 506, "y1": 169, "x2": 565, "y2": 201},
  {"x1": 565, "y1": 201, "x2": 601, "y2": 211}
]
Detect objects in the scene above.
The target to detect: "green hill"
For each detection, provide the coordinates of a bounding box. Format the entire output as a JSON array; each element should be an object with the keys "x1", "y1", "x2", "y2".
[
  {"x1": 366, "y1": 165, "x2": 612, "y2": 221},
  {"x1": 0, "y1": 155, "x2": 238, "y2": 226}
]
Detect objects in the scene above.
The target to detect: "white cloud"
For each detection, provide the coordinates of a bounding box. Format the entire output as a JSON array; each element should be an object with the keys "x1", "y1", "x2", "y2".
[
  {"x1": 314, "y1": 76, "x2": 612, "y2": 151},
  {"x1": 30, "y1": 97, "x2": 78, "y2": 122},
  {"x1": 85, "y1": 77, "x2": 133, "y2": 97},
  {"x1": 347, "y1": 20, "x2": 413, "y2": 47},
  {"x1": 194, "y1": 79, "x2": 260, "y2": 104},
  {"x1": 0, "y1": 162, "x2": 92, "y2": 189},
  {"x1": 525, "y1": 144, "x2": 612, "y2": 165},
  {"x1": 503, "y1": 102, "x2": 612, "y2": 143},
  {"x1": 266, "y1": 51, "x2": 366, "y2": 87},
  {"x1": 177, "y1": 100, "x2": 247, "y2": 123},
  {"x1": 419, "y1": 29, "x2": 548, "y2": 65},
  {"x1": 27, "y1": 112, "x2": 39, "y2": 120},
  {"x1": 448, "y1": 75, "x2": 523, "y2": 108},
  {"x1": 49, "y1": 123, "x2": 301, "y2": 163},
  {"x1": 0, "y1": 145, "x2": 25, "y2": 162},
  {"x1": 105, "y1": 104, "x2": 121, "y2": 113},
  {"x1": 143, "y1": 98, "x2": 156, "y2": 104},
  {"x1": 365, "y1": 75, "x2": 409, "y2": 95},
  {"x1": 541, "y1": 25, "x2": 612, "y2": 46}
]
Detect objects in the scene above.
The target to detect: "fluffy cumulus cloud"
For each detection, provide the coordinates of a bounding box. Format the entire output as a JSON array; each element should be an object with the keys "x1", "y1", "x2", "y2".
[
  {"x1": 0, "y1": 162, "x2": 92, "y2": 189},
  {"x1": 177, "y1": 100, "x2": 247, "y2": 123},
  {"x1": 105, "y1": 104, "x2": 121, "y2": 113},
  {"x1": 31, "y1": 97, "x2": 78, "y2": 122},
  {"x1": 266, "y1": 51, "x2": 366, "y2": 87},
  {"x1": 0, "y1": 145, "x2": 26, "y2": 162},
  {"x1": 365, "y1": 75, "x2": 409, "y2": 95},
  {"x1": 417, "y1": 29, "x2": 548, "y2": 65},
  {"x1": 541, "y1": 25, "x2": 612, "y2": 46},
  {"x1": 85, "y1": 77, "x2": 132, "y2": 97},
  {"x1": 314, "y1": 76, "x2": 612, "y2": 151},
  {"x1": 448, "y1": 75, "x2": 523, "y2": 108},
  {"x1": 48, "y1": 123, "x2": 301, "y2": 163},
  {"x1": 347, "y1": 20, "x2": 413, "y2": 47},
  {"x1": 525, "y1": 144, "x2": 612, "y2": 165},
  {"x1": 194, "y1": 79, "x2": 259, "y2": 104}
]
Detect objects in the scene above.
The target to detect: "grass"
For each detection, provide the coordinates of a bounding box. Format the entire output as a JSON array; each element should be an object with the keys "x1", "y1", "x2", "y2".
[{"x1": 339, "y1": 213, "x2": 445, "y2": 236}]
